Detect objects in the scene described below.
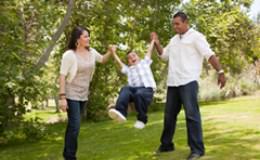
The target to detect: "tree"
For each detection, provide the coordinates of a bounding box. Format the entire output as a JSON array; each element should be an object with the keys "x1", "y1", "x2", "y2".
[
  {"x1": 1, "y1": 0, "x2": 259, "y2": 130},
  {"x1": 0, "y1": 0, "x2": 73, "y2": 133},
  {"x1": 183, "y1": 0, "x2": 258, "y2": 73}
]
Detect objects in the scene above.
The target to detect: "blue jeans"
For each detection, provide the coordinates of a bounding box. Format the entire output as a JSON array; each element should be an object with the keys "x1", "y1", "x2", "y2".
[
  {"x1": 63, "y1": 99, "x2": 86, "y2": 160},
  {"x1": 160, "y1": 81, "x2": 204, "y2": 155},
  {"x1": 115, "y1": 86, "x2": 154, "y2": 123}
]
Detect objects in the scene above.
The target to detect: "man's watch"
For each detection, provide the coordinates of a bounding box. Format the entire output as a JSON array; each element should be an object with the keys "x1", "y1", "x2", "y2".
[{"x1": 217, "y1": 69, "x2": 224, "y2": 75}]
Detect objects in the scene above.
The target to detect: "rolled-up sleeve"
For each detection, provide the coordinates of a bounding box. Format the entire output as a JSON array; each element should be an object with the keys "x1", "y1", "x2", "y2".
[
  {"x1": 160, "y1": 43, "x2": 171, "y2": 61},
  {"x1": 194, "y1": 34, "x2": 215, "y2": 60}
]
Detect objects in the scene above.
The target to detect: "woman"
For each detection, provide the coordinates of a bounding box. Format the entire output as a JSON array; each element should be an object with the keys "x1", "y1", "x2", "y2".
[{"x1": 59, "y1": 26, "x2": 114, "y2": 160}]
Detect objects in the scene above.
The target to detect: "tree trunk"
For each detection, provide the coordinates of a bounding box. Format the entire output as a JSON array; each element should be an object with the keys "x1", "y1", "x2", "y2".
[
  {"x1": 33, "y1": 0, "x2": 74, "y2": 72},
  {"x1": 54, "y1": 96, "x2": 60, "y2": 113},
  {"x1": 0, "y1": 92, "x2": 15, "y2": 133}
]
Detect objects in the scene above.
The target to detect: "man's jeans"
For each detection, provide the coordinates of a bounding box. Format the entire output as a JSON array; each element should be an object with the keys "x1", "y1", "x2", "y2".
[
  {"x1": 115, "y1": 86, "x2": 154, "y2": 123},
  {"x1": 63, "y1": 99, "x2": 86, "y2": 160},
  {"x1": 160, "y1": 81, "x2": 205, "y2": 155}
]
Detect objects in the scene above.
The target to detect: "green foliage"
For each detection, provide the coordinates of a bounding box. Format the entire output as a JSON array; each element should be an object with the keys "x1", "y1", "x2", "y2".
[
  {"x1": 23, "y1": 117, "x2": 47, "y2": 141},
  {"x1": 0, "y1": 0, "x2": 67, "y2": 132},
  {"x1": 199, "y1": 68, "x2": 260, "y2": 102},
  {"x1": 184, "y1": 0, "x2": 258, "y2": 73},
  {"x1": 0, "y1": 117, "x2": 47, "y2": 145}
]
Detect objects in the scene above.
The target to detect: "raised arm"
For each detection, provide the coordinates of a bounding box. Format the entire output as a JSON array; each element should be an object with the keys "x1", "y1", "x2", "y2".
[
  {"x1": 150, "y1": 32, "x2": 164, "y2": 55},
  {"x1": 100, "y1": 46, "x2": 113, "y2": 64},
  {"x1": 145, "y1": 40, "x2": 155, "y2": 59},
  {"x1": 112, "y1": 50, "x2": 125, "y2": 69}
]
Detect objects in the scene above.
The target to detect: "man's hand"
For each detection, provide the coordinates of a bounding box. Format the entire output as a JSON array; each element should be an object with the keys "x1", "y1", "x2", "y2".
[
  {"x1": 218, "y1": 73, "x2": 226, "y2": 89},
  {"x1": 150, "y1": 32, "x2": 163, "y2": 55},
  {"x1": 208, "y1": 55, "x2": 226, "y2": 89},
  {"x1": 150, "y1": 32, "x2": 158, "y2": 41},
  {"x1": 150, "y1": 32, "x2": 160, "y2": 47}
]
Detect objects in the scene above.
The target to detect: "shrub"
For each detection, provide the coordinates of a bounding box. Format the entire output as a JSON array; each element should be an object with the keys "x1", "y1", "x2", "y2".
[
  {"x1": 0, "y1": 117, "x2": 47, "y2": 145},
  {"x1": 22, "y1": 117, "x2": 47, "y2": 141}
]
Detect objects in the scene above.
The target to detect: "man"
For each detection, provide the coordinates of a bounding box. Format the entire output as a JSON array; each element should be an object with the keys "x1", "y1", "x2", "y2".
[
  {"x1": 108, "y1": 40, "x2": 156, "y2": 129},
  {"x1": 151, "y1": 11, "x2": 226, "y2": 160}
]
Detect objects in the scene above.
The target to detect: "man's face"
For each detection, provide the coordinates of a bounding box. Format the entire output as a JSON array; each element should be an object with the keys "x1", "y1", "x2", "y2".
[
  {"x1": 172, "y1": 17, "x2": 188, "y2": 34},
  {"x1": 127, "y1": 52, "x2": 140, "y2": 65}
]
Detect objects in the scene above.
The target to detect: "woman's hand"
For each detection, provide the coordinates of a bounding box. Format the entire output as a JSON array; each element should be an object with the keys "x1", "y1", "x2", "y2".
[
  {"x1": 108, "y1": 44, "x2": 117, "y2": 54},
  {"x1": 101, "y1": 45, "x2": 117, "y2": 64},
  {"x1": 59, "y1": 98, "x2": 68, "y2": 112}
]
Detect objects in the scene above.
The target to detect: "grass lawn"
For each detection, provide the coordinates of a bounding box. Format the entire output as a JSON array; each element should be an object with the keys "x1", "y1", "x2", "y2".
[
  {"x1": 1, "y1": 93, "x2": 260, "y2": 160},
  {"x1": 23, "y1": 107, "x2": 66, "y2": 123}
]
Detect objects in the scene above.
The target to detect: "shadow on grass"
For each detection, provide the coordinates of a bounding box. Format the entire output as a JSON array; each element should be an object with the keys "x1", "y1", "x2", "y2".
[
  {"x1": 202, "y1": 120, "x2": 260, "y2": 160},
  {"x1": 199, "y1": 100, "x2": 230, "y2": 107}
]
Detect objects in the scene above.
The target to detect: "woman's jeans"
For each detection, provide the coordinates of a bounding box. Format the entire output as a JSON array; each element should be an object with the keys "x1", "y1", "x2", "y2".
[{"x1": 63, "y1": 99, "x2": 86, "y2": 160}]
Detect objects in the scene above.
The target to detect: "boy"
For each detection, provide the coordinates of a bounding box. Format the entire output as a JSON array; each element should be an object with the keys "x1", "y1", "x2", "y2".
[{"x1": 108, "y1": 40, "x2": 156, "y2": 129}]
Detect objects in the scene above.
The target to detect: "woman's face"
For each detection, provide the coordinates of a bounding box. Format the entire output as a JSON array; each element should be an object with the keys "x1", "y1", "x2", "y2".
[{"x1": 77, "y1": 30, "x2": 90, "y2": 48}]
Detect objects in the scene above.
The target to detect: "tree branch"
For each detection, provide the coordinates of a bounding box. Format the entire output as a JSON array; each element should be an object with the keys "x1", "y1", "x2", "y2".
[{"x1": 33, "y1": 0, "x2": 74, "y2": 71}]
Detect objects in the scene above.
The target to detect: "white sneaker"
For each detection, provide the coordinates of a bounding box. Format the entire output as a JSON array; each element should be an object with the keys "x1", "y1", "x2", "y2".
[
  {"x1": 108, "y1": 108, "x2": 127, "y2": 123},
  {"x1": 134, "y1": 120, "x2": 145, "y2": 129},
  {"x1": 107, "y1": 103, "x2": 115, "y2": 109}
]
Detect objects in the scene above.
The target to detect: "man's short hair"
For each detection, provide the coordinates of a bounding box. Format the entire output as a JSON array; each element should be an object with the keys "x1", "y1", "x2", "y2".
[{"x1": 173, "y1": 11, "x2": 188, "y2": 22}]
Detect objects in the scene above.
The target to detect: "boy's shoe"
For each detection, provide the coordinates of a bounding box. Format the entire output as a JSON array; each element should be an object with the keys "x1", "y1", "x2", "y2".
[
  {"x1": 107, "y1": 103, "x2": 115, "y2": 109},
  {"x1": 134, "y1": 120, "x2": 145, "y2": 129},
  {"x1": 108, "y1": 108, "x2": 126, "y2": 123}
]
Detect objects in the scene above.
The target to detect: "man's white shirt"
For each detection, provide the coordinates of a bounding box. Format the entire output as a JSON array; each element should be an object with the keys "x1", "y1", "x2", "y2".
[{"x1": 161, "y1": 28, "x2": 214, "y2": 87}]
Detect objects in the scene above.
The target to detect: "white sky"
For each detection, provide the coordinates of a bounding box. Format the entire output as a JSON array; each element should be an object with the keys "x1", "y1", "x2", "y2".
[
  {"x1": 181, "y1": 0, "x2": 260, "y2": 19},
  {"x1": 249, "y1": 0, "x2": 260, "y2": 19}
]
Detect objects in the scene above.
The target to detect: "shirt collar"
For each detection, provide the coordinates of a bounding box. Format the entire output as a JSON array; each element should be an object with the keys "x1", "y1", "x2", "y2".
[{"x1": 179, "y1": 28, "x2": 194, "y2": 39}]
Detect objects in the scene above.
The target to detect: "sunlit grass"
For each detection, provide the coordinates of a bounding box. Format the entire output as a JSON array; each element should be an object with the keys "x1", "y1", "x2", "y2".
[
  {"x1": 1, "y1": 93, "x2": 260, "y2": 160},
  {"x1": 24, "y1": 107, "x2": 66, "y2": 123}
]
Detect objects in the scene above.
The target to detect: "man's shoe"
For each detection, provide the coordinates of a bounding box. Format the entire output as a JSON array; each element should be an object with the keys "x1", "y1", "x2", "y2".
[
  {"x1": 154, "y1": 146, "x2": 174, "y2": 154},
  {"x1": 134, "y1": 120, "x2": 145, "y2": 129},
  {"x1": 187, "y1": 153, "x2": 203, "y2": 160},
  {"x1": 108, "y1": 108, "x2": 127, "y2": 123}
]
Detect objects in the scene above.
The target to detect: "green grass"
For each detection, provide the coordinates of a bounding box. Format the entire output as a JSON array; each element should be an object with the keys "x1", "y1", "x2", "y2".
[
  {"x1": 24, "y1": 107, "x2": 66, "y2": 123},
  {"x1": 1, "y1": 93, "x2": 260, "y2": 160}
]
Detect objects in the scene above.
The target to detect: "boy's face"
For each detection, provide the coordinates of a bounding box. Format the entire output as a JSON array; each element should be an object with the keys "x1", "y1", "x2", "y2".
[{"x1": 127, "y1": 52, "x2": 140, "y2": 65}]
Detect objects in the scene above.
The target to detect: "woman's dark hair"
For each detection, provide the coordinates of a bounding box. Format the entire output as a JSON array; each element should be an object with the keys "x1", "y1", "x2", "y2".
[{"x1": 68, "y1": 26, "x2": 90, "y2": 50}]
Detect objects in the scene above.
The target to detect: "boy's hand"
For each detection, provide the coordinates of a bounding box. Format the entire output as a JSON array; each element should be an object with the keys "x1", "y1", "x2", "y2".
[
  {"x1": 108, "y1": 44, "x2": 117, "y2": 53},
  {"x1": 150, "y1": 32, "x2": 158, "y2": 41}
]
